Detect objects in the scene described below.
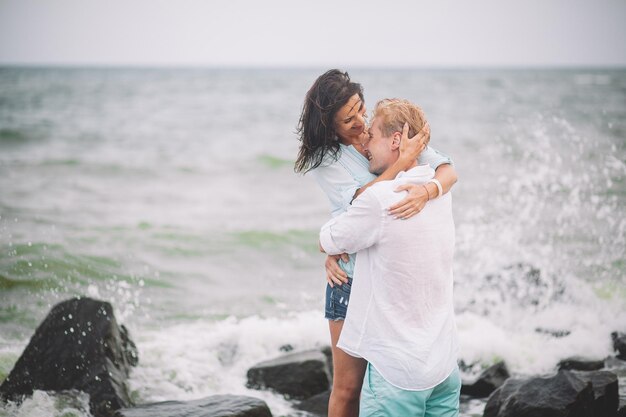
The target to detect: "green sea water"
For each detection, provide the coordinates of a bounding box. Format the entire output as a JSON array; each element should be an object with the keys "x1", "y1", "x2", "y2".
[{"x1": 0, "y1": 67, "x2": 624, "y2": 416}]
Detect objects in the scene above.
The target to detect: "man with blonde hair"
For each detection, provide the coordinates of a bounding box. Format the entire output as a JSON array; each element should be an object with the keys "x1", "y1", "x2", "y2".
[{"x1": 319, "y1": 98, "x2": 460, "y2": 416}]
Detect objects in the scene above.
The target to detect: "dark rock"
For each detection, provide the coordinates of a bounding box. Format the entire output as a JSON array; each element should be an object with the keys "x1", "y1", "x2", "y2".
[
  {"x1": 605, "y1": 356, "x2": 626, "y2": 369},
  {"x1": 483, "y1": 385, "x2": 503, "y2": 417},
  {"x1": 278, "y1": 344, "x2": 293, "y2": 352},
  {"x1": 619, "y1": 398, "x2": 626, "y2": 417},
  {"x1": 295, "y1": 390, "x2": 330, "y2": 417},
  {"x1": 320, "y1": 345, "x2": 333, "y2": 381},
  {"x1": 461, "y1": 361, "x2": 509, "y2": 398},
  {"x1": 320, "y1": 345, "x2": 333, "y2": 362},
  {"x1": 483, "y1": 370, "x2": 595, "y2": 417},
  {"x1": 571, "y1": 370, "x2": 619, "y2": 417},
  {"x1": 477, "y1": 263, "x2": 566, "y2": 318},
  {"x1": 458, "y1": 359, "x2": 478, "y2": 373},
  {"x1": 0, "y1": 297, "x2": 138, "y2": 417},
  {"x1": 535, "y1": 327, "x2": 571, "y2": 338},
  {"x1": 114, "y1": 395, "x2": 272, "y2": 417},
  {"x1": 612, "y1": 332, "x2": 626, "y2": 360},
  {"x1": 246, "y1": 349, "x2": 330, "y2": 400},
  {"x1": 558, "y1": 357, "x2": 605, "y2": 371}
]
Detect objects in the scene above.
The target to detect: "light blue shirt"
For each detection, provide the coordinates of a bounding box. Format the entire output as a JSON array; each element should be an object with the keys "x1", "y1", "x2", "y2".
[{"x1": 311, "y1": 144, "x2": 452, "y2": 277}]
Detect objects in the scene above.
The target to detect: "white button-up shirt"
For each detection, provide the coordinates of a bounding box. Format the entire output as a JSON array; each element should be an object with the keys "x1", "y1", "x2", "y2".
[
  {"x1": 310, "y1": 144, "x2": 452, "y2": 279},
  {"x1": 319, "y1": 165, "x2": 458, "y2": 390}
]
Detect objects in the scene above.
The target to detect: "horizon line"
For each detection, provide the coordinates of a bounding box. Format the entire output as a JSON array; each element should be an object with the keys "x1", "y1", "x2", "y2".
[{"x1": 1, "y1": 62, "x2": 626, "y2": 71}]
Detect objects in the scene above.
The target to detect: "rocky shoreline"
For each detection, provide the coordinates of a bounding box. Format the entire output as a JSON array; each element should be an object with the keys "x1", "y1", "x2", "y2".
[{"x1": 1, "y1": 297, "x2": 625, "y2": 417}]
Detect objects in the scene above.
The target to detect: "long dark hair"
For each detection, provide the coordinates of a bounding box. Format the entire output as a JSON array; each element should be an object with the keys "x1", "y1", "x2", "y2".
[{"x1": 295, "y1": 69, "x2": 363, "y2": 173}]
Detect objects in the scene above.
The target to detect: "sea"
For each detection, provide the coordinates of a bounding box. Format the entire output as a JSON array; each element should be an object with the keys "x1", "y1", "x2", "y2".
[{"x1": 0, "y1": 67, "x2": 624, "y2": 417}]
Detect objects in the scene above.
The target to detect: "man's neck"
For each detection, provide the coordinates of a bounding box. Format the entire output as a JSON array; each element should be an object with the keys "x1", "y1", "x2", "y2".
[
  {"x1": 378, "y1": 157, "x2": 418, "y2": 177},
  {"x1": 406, "y1": 160, "x2": 418, "y2": 170},
  {"x1": 380, "y1": 159, "x2": 417, "y2": 175}
]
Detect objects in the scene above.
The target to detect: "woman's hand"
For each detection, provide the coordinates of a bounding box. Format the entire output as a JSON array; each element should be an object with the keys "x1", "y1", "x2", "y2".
[
  {"x1": 388, "y1": 183, "x2": 429, "y2": 219},
  {"x1": 325, "y1": 254, "x2": 349, "y2": 287},
  {"x1": 399, "y1": 119, "x2": 431, "y2": 164}
]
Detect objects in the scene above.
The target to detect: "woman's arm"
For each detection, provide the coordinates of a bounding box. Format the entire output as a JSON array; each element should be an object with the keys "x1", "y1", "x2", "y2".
[
  {"x1": 428, "y1": 163, "x2": 457, "y2": 196},
  {"x1": 388, "y1": 163, "x2": 458, "y2": 219},
  {"x1": 310, "y1": 159, "x2": 362, "y2": 287},
  {"x1": 310, "y1": 156, "x2": 364, "y2": 217},
  {"x1": 352, "y1": 121, "x2": 430, "y2": 200}
]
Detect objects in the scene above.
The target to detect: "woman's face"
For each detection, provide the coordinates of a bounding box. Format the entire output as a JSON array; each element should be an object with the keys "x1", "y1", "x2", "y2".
[{"x1": 334, "y1": 94, "x2": 367, "y2": 141}]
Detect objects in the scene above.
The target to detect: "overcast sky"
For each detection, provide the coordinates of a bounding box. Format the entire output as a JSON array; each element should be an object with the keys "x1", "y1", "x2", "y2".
[{"x1": 1, "y1": 0, "x2": 625, "y2": 68}]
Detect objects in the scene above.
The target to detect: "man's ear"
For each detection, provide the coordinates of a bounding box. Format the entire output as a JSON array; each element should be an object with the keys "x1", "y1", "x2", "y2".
[{"x1": 390, "y1": 132, "x2": 402, "y2": 150}]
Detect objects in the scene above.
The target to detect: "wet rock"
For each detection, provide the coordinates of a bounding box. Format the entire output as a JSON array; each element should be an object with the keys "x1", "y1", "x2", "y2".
[
  {"x1": 605, "y1": 356, "x2": 626, "y2": 369},
  {"x1": 619, "y1": 398, "x2": 626, "y2": 417},
  {"x1": 461, "y1": 361, "x2": 509, "y2": 398},
  {"x1": 612, "y1": 332, "x2": 626, "y2": 360},
  {"x1": 458, "y1": 359, "x2": 477, "y2": 373},
  {"x1": 535, "y1": 327, "x2": 571, "y2": 338},
  {"x1": 558, "y1": 356, "x2": 605, "y2": 371},
  {"x1": 483, "y1": 386, "x2": 503, "y2": 417},
  {"x1": 246, "y1": 349, "x2": 330, "y2": 400},
  {"x1": 295, "y1": 390, "x2": 330, "y2": 417},
  {"x1": 0, "y1": 297, "x2": 138, "y2": 417},
  {"x1": 114, "y1": 395, "x2": 272, "y2": 417},
  {"x1": 478, "y1": 263, "x2": 565, "y2": 315},
  {"x1": 484, "y1": 370, "x2": 595, "y2": 417},
  {"x1": 571, "y1": 370, "x2": 619, "y2": 417},
  {"x1": 320, "y1": 345, "x2": 333, "y2": 361},
  {"x1": 321, "y1": 345, "x2": 333, "y2": 381}
]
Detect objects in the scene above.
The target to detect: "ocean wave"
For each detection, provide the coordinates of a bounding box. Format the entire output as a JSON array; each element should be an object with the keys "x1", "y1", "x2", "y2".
[{"x1": 0, "y1": 128, "x2": 42, "y2": 147}]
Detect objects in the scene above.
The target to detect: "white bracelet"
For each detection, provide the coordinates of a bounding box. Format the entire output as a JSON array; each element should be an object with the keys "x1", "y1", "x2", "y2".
[{"x1": 428, "y1": 178, "x2": 443, "y2": 198}]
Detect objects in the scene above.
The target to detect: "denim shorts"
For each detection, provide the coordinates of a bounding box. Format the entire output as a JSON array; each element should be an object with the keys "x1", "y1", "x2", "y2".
[{"x1": 324, "y1": 277, "x2": 353, "y2": 321}]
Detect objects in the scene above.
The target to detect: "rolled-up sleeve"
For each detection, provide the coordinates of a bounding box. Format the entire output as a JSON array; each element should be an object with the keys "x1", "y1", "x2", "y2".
[
  {"x1": 418, "y1": 146, "x2": 453, "y2": 170},
  {"x1": 320, "y1": 190, "x2": 382, "y2": 255}
]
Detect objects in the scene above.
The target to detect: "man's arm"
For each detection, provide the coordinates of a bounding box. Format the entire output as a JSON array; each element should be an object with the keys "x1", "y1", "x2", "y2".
[{"x1": 319, "y1": 189, "x2": 382, "y2": 255}]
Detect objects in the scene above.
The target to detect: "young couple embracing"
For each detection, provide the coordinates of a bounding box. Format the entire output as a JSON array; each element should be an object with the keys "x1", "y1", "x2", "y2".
[{"x1": 296, "y1": 70, "x2": 460, "y2": 417}]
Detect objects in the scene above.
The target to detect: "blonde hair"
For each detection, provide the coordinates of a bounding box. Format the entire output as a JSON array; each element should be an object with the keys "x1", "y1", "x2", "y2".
[{"x1": 372, "y1": 98, "x2": 425, "y2": 138}]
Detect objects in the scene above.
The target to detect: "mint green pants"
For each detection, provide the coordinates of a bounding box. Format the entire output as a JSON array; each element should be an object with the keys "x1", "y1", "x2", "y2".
[{"x1": 360, "y1": 363, "x2": 461, "y2": 417}]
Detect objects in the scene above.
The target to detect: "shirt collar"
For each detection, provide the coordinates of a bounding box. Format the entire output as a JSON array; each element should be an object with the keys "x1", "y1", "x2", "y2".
[{"x1": 395, "y1": 164, "x2": 435, "y2": 184}]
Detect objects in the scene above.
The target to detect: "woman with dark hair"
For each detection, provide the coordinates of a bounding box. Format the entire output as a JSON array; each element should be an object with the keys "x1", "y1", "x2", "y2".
[{"x1": 296, "y1": 69, "x2": 458, "y2": 417}]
